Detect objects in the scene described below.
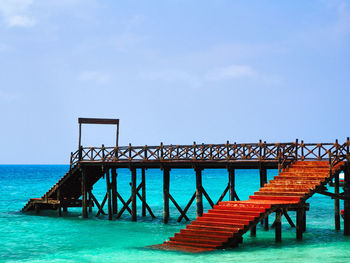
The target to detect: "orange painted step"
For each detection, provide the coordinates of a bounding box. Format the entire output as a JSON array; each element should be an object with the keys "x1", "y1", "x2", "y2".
[
  {"x1": 207, "y1": 209, "x2": 262, "y2": 217},
  {"x1": 165, "y1": 240, "x2": 219, "y2": 248},
  {"x1": 269, "y1": 178, "x2": 321, "y2": 185},
  {"x1": 262, "y1": 184, "x2": 315, "y2": 189},
  {"x1": 191, "y1": 220, "x2": 246, "y2": 228},
  {"x1": 217, "y1": 201, "x2": 272, "y2": 209},
  {"x1": 196, "y1": 216, "x2": 251, "y2": 225},
  {"x1": 178, "y1": 231, "x2": 233, "y2": 241},
  {"x1": 203, "y1": 213, "x2": 257, "y2": 220},
  {"x1": 259, "y1": 187, "x2": 310, "y2": 194},
  {"x1": 254, "y1": 191, "x2": 306, "y2": 197},
  {"x1": 179, "y1": 229, "x2": 234, "y2": 238},
  {"x1": 170, "y1": 236, "x2": 224, "y2": 246},
  {"x1": 186, "y1": 224, "x2": 240, "y2": 233},
  {"x1": 159, "y1": 242, "x2": 215, "y2": 253},
  {"x1": 249, "y1": 195, "x2": 300, "y2": 202}
]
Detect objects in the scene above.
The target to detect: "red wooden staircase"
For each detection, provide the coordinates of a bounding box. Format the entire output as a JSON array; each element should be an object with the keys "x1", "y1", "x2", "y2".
[{"x1": 155, "y1": 161, "x2": 341, "y2": 252}]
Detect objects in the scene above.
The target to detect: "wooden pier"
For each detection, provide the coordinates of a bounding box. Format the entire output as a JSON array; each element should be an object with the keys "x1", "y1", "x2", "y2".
[{"x1": 21, "y1": 118, "x2": 350, "y2": 252}]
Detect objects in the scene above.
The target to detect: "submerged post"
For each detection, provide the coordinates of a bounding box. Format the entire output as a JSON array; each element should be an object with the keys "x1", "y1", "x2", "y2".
[
  {"x1": 195, "y1": 167, "x2": 203, "y2": 217},
  {"x1": 142, "y1": 168, "x2": 146, "y2": 217},
  {"x1": 106, "y1": 168, "x2": 112, "y2": 220},
  {"x1": 81, "y1": 167, "x2": 88, "y2": 218},
  {"x1": 296, "y1": 207, "x2": 304, "y2": 240},
  {"x1": 260, "y1": 166, "x2": 268, "y2": 230},
  {"x1": 344, "y1": 162, "x2": 350, "y2": 236},
  {"x1": 228, "y1": 167, "x2": 235, "y2": 201},
  {"x1": 131, "y1": 168, "x2": 137, "y2": 222},
  {"x1": 335, "y1": 171, "x2": 340, "y2": 230},
  {"x1": 111, "y1": 168, "x2": 118, "y2": 214},
  {"x1": 163, "y1": 168, "x2": 170, "y2": 224},
  {"x1": 275, "y1": 209, "x2": 282, "y2": 242}
]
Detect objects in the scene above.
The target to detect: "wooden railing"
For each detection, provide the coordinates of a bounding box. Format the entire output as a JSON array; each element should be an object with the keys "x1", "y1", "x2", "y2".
[{"x1": 69, "y1": 139, "x2": 350, "y2": 169}]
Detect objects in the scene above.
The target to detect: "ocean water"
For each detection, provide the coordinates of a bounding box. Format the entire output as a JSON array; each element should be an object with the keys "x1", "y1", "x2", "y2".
[{"x1": 0, "y1": 165, "x2": 349, "y2": 263}]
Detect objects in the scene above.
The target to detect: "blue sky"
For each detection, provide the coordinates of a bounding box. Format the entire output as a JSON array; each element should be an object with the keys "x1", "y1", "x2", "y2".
[{"x1": 0, "y1": 0, "x2": 349, "y2": 164}]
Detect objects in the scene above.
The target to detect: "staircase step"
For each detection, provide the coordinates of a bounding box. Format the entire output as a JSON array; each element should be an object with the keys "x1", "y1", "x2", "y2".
[
  {"x1": 187, "y1": 224, "x2": 240, "y2": 233},
  {"x1": 207, "y1": 209, "x2": 262, "y2": 217},
  {"x1": 170, "y1": 236, "x2": 224, "y2": 246},
  {"x1": 254, "y1": 191, "x2": 306, "y2": 197},
  {"x1": 191, "y1": 220, "x2": 246, "y2": 228},
  {"x1": 165, "y1": 240, "x2": 218, "y2": 249},
  {"x1": 249, "y1": 195, "x2": 300, "y2": 202},
  {"x1": 197, "y1": 216, "x2": 252, "y2": 225},
  {"x1": 203, "y1": 212, "x2": 257, "y2": 220},
  {"x1": 179, "y1": 229, "x2": 234, "y2": 238}
]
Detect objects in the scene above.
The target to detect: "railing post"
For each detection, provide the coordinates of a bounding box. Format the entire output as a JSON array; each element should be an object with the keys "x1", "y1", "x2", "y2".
[
  {"x1": 102, "y1": 144, "x2": 105, "y2": 162},
  {"x1": 160, "y1": 142, "x2": 164, "y2": 160},
  {"x1": 79, "y1": 146, "x2": 83, "y2": 161},
  {"x1": 129, "y1": 143, "x2": 132, "y2": 160},
  {"x1": 259, "y1": 139, "x2": 262, "y2": 160},
  {"x1": 226, "y1": 141, "x2": 230, "y2": 160},
  {"x1": 295, "y1": 139, "x2": 299, "y2": 161},
  {"x1": 70, "y1": 152, "x2": 73, "y2": 170},
  {"x1": 301, "y1": 140, "x2": 304, "y2": 160},
  {"x1": 193, "y1": 141, "x2": 197, "y2": 160}
]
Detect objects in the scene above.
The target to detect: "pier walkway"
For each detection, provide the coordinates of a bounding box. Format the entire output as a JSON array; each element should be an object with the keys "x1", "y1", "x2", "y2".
[{"x1": 21, "y1": 119, "x2": 350, "y2": 252}]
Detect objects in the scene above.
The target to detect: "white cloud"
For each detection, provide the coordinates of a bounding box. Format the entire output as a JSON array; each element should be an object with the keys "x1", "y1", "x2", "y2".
[
  {"x1": 7, "y1": 15, "x2": 36, "y2": 27},
  {"x1": 0, "y1": 0, "x2": 36, "y2": 27},
  {"x1": 77, "y1": 71, "x2": 110, "y2": 85},
  {"x1": 205, "y1": 65, "x2": 256, "y2": 81}
]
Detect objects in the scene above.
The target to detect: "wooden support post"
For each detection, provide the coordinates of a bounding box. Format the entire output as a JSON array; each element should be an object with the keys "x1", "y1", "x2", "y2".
[
  {"x1": 35, "y1": 204, "x2": 40, "y2": 214},
  {"x1": 163, "y1": 168, "x2": 170, "y2": 224},
  {"x1": 334, "y1": 172, "x2": 340, "y2": 230},
  {"x1": 106, "y1": 168, "x2": 112, "y2": 220},
  {"x1": 142, "y1": 168, "x2": 146, "y2": 217},
  {"x1": 88, "y1": 191, "x2": 92, "y2": 213},
  {"x1": 81, "y1": 167, "x2": 88, "y2": 218},
  {"x1": 131, "y1": 168, "x2": 137, "y2": 222},
  {"x1": 303, "y1": 208, "x2": 306, "y2": 232},
  {"x1": 63, "y1": 207, "x2": 67, "y2": 212},
  {"x1": 250, "y1": 226, "x2": 256, "y2": 237},
  {"x1": 296, "y1": 207, "x2": 304, "y2": 240},
  {"x1": 111, "y1": 168, "x2": 117, "y2": 215},
  {"x1": 260, "y1": 166, "x2": 268, "y2": 230},
  {"x1": 344, "y1": 163, "x2": 350, "y2": 236},
  {"x1": 57, "y1": 189, "x2": 62, "y2": 217},
  {"x1": 275, "y1": 209, "x2": 282, "y2": 242},
  {"x1": 228, "y1": 167, "x2": 235, "y2": 201},
  {"x1": 195, "y1": 167, "x2": 203, "y2": 218}
]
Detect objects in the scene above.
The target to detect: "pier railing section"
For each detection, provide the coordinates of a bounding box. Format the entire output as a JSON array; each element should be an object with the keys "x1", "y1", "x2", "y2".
[{"x1": 70, "y1": 139, "x2": 350, "y2": 170}]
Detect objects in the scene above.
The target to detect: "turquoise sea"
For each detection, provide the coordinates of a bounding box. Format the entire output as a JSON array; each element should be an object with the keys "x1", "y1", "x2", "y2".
[{"x1": 0, "y1": 165, "x2": 349, "y2": 263}]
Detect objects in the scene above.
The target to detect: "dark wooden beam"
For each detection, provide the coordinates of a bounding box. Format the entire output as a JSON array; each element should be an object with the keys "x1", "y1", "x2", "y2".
[
  {"x1": 111, "y1": 168, "x2": 117, "y2": 214},
  {"x1": 250, "y1": 225, "x2": 256, "y2": 237},
  {"x1": 228, "y1": 167, "x2": 235, "y2": 201},
  {"x1": 195, "y1": 167, "x2": 203, "y2": 218},
  {"x1": 178, "y1": 192, "x2": 196, "y2": 222},
  {"x1": 296, "y1": 207, "x2": 304, "y2": 240},
  {"x1": 344, "y1": 163, "x2": 350, "y2": 236},
  {"x1": 141, "y1": 168, "x2": 146, "y2": 217},
  {"x1": 106, "y1": 169, "x2": 112, "y2": 220},
  {"x1": 335, "y1": 171, "x2": 340, "y2": 230},
  {"x1": 81, "y1": 168, "x2": 88, "y2": 218},
  {"x1": 131, "y1": 168, "x2": 137, "y2": 221},
  {"x1": 163, "y1": 168, "x2": 170, "y2": 224},
  {"x1": 78, "y1": 118, "x2": 119, "y2": 125},
  {"x1": 275, "y1": 209, "x2": 282, "y2": 242}
]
